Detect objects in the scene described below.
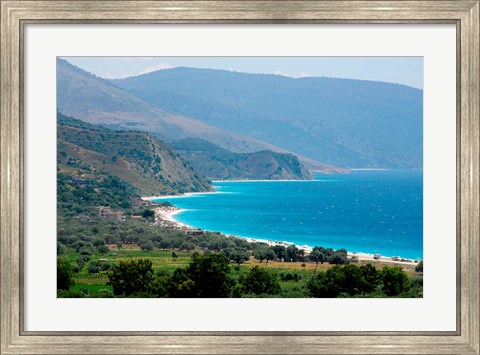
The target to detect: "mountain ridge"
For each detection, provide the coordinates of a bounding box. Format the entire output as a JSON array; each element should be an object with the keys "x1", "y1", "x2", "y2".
[
  {"x1": 171, "y1": 138, "x2": 312, "y2": 181},
  {"x1": 112, "y1": 66, "x2": 423, "y2": 169}
]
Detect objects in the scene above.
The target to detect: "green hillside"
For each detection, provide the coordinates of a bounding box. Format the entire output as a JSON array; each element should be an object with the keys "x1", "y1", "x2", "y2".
[
  {"x1": 57, "y1": 113, "x2": 213, "y2": 197},
  {"x1": 171, "y1": 138, "x2": 312, "y2": 180}
]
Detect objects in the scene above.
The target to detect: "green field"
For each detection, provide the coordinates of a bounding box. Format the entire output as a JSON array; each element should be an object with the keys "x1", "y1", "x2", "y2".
[{"x1": 59, "y1": 246, "x2": 422, "y2": 299}]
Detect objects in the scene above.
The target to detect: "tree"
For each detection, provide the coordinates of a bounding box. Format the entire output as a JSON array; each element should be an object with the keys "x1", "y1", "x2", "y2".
[
  {"x1": 240, "y1": 266, "x2": 280, "y2": 295},
  {"x1": 233, "y1": 249, "x2": 250, "y2": 265},
  {"x1": 309, "y1": 248, "x2": 326, "y2": 264},
  {"x1": 140, "y1": 241, "x2": 154, "y2": 252},
  {"x1": 57, "y1": 257, "x2": 74, "y2": 290},
  {"x1": 358, "y1": 264, "x2": 380, "y2": 293},
  {"x1": 185, "y1": 254, "x2": 234, "y2": 297},
  {"x1": 286, "y1": 245, "x2": 300, "y2": 262},
  {"x1": 308, "y1": 266, "x2": 347, "y2": 297},
  {"x1": 223, "y1": 248, "x2": 249, "y2": 265},
  {"x1": 253, "y1": 245, "x2": 270, "y2": 262},
  {"x1": 159, "y1": 240, "x2": 172, "y2": 250},
  {"x1": 329, "y1": 248, "x2": 349, "y2": 264},
  {"x1": 107, "y1": 259, "x2": 155, "y2": 296},
  {"x1": 265, "y1": 249, "x2": 276, "y2": 263},
  {"x1": 179, "y1": 241, "x2": 195, "y2": 252},
  {"x1": 380, "y1": 266, "x2": 410, "y2": 296},
  {"x1": 271, "y1": 245, "x2": 287, "y2": 261},
  {"x1": 168, "y1": 254, "x2": 234, "y2": 297},
  {"x1": 167, "y1": 268, "x2": 195, "y2": 297},
  {"x1": 307, "y1": 264, "x2": 382, "y2": 298}
]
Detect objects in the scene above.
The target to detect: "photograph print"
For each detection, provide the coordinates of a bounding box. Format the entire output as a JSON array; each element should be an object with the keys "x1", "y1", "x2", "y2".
[{"x1": 56, "y1": 56, "x2": 423, "y2": 298}]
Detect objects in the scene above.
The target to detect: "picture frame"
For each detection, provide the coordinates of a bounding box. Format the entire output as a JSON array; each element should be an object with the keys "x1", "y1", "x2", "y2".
[{"x1": 1, "y1": 1, "x2": 478, "y2": 354}]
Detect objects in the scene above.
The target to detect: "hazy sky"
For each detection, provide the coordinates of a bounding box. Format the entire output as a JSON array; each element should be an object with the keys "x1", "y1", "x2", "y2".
[{"x1": 62, "y1": 56, "x2": 423, "y2": 89}]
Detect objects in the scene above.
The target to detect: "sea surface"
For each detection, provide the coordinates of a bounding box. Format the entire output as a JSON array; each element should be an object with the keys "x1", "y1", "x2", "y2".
[{"x1": 152, "y1": 170, "x2": 423, "y2": 260}]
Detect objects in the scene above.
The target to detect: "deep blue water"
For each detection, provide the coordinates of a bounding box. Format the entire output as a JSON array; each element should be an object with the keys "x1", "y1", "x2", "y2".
[{"x1": 153, "y1": 170, "x2": 423, "y2": 260}]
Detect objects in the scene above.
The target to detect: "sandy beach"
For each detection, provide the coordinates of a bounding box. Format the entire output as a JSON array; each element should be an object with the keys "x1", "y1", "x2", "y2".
[{"x1": 152, "y1": 205, "x2": 190, "y2": 229}]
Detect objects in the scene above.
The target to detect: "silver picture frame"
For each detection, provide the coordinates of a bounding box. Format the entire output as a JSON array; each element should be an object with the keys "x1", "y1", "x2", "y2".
[{"x1": 1, "y1": 1, "x2": 478, "y2": 354}]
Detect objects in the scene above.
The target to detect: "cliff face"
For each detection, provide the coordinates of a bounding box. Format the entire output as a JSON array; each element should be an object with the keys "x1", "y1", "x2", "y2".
[
  {"x1": 171, "y1": 138, "x2": 312, "y2": 180},
  {"x1": 57, "y1": 113, "x2": 213, "y2": 196}
]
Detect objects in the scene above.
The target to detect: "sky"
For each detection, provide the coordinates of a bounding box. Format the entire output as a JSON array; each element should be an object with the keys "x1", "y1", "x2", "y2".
[{"x1": 62, "y1": 56, "x2": 423, "y2": 89}]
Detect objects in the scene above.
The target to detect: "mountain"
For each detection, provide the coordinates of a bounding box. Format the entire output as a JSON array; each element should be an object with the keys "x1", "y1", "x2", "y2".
[
  {"x1": 113, "y1": 67, "x2": 423, "y2": 169},
  {"x1": 171, "y1": 138, "x2": 312, "y2": 180},
  {"x1": 56, "y1": 58, "x2": 345, "y2": 173},
  {"x1": 57, "y1": 113, "x2": 213, "y2": 196}
]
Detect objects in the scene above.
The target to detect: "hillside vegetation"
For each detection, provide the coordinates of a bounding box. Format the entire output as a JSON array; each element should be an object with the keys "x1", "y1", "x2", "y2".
[
  {"x1": 171, "y1": 138, "x2": 312, "y2": 180},
  {"x1": 57, "y1": 218, "x2": 423, "y2": 298},
  {"x1": 58, "y1": 112, "x2": 212, "y2": 197},
  {"x1": 113, "y1": 67, "x2": 423, "y2": 169}
]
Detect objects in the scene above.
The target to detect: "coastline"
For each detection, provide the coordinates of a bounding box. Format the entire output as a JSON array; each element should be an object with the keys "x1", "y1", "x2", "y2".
[
  {"x1": 212, "y1": 179, "x2": 314, "y2": 183},
  {"x1": 150, "y1": 204, "x2": 420, "y2": 265}
]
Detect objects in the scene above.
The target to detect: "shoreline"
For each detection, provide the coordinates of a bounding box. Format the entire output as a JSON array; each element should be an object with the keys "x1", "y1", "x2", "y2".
[{"x1": 151, "y1": 204, "x2": 420, "y2": 265}]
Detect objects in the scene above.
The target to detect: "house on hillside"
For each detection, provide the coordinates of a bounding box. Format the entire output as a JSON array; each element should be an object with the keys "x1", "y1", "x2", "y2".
[
  {"x1": 187, "y1": 228, "x2": 205, "y2": 236},
  {"x1": 107, "y1": 244, "x2": 118, "y2": 250},
  {"x1": 97, "y1": 206, "x2": 126, "y2": 222}
]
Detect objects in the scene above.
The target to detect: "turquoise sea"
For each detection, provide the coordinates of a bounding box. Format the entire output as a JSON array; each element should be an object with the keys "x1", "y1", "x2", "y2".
[{"x1": 153, "y1": 170, "x2": 423, "y2": 260}]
